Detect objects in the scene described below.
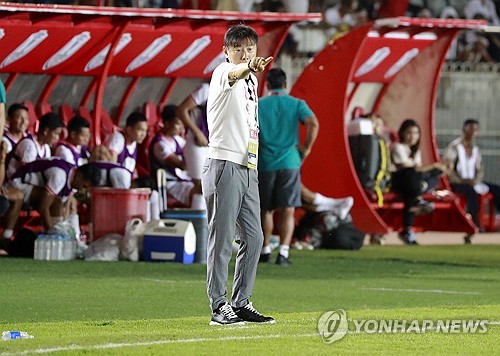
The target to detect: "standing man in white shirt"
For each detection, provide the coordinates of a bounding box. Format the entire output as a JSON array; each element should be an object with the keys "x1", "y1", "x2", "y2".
[{"x1": 203, "y1": 24, "x2": 274, "y2": 326}]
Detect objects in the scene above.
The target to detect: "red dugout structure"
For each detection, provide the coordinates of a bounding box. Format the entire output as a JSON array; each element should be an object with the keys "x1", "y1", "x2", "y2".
[
  {"x1": 292, "y1": 17, "x2": 488, "y2": 236},
  {"x1": 0, "y1": 3, "x2": 320, "y2": 146}
]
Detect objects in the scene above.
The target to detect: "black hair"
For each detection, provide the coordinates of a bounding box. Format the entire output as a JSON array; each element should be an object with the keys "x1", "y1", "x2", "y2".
[
  {"x1": 398, "y1": 118, "x2": 420, "y2": 158},
  {"x1": 76, "y1": 163, "x2": 102, "y2": 186},
  {"x1": 125, "y1": 112, "x2": 147, "y2": 128},
  {"x1": 463, "y1": 118, "x2": 479, "y2": 128},
  {"x1": 266, "y1": 68, "x2": 287, "y2": 90},
  {"x1": 67, "y1": 115, "x2": 90, "y2": 134},
  {"x1": 224, "y1": 24, "x2": 258, "y2": 48},
  {"x1": 161, "y1": 104, "x2": 178, "y2": 123},
  {"x1": 38, "y1": 112, "x2": 64, "y2": 132},
  {"x1": 7, "y1": 103, "x2": 28, "y2": 118}
]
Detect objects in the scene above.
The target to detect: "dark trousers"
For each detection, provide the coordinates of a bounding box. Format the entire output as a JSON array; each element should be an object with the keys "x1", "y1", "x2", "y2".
[
  {"x1": 392, "y1": 168, "x2": 441, "y2": 231},
  {"x1": 451, "y1": 182, "x2": 500, "y2": 227}
]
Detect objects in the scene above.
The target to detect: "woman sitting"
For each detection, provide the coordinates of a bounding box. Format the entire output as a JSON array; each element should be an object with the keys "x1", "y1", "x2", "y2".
[{"x1": 391, "y1": 119, "x2": 449, "y2": 245}]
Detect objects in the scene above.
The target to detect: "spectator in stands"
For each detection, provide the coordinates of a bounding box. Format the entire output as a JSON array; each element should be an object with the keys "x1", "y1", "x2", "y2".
[
  {"x1": 465, "y1": 0, "x2": 500, "y2": 25},
  {"x1": 106, "y1": 111, "x2": 148, "y2": 176},
  {"x1": 324, "y1": 0, "x2": 359, "y2": 39},
  {"x1": 55, "y1": 115, "x2": 91, "y2": 167},
  {"x1": 443, "y1": 119, "x2": 500, "y2": 235},
  {"x1": 465, "y1": 0, "x2": 500, "y2": 61},
  {"x1": 149, "y1": 105, "x2": 205, "y2": 210},
  {"x1": 391, "y1": 119, "x2": 449, "y2": 245},
  {"x1": 6, "y1": 158, "x2": 101, "y2": 233},
  {"x1": 6, "y1": 112, "x2": 64, "y2": 180},
  {"x1": 441, "y1": 6, "x2": 462, "y2": 62},
  {"x1": 463, "y1": 13, "x2": 498, "y2": 63},
  {"x1": 215, "y1": 0, "x2": 263, "y2": 12},
  {"x1": 358, "y1": 0, "x2": 382, "y2": 20},
  {"x1": 416, "y1": 7, "x2": 433, "y2": 18},
  {"x1": 176, "y1": 82, "x2": 209, "y2": 210}
]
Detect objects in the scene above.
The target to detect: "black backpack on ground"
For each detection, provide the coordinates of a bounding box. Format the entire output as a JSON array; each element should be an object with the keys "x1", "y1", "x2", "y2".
[{"x1": 321, "y1": 221, "x2": 366, "y2": 250}]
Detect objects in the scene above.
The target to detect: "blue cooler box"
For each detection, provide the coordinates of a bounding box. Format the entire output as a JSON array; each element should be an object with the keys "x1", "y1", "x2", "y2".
[{"x1": 143, "y1": 219, "x2": 196, "y2": 264}]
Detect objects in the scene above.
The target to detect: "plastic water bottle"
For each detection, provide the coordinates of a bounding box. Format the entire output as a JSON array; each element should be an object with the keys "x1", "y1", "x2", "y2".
[
  {"x1": 44, "y1": 235, "x2": 51, "y2": 260},
  {"x1": 34, "y1": 235, "x2": 44, "y2": 260},
  {"x1": 2, "y1": 331, "x2": 34, "y2": 340},
  {"x1": 62, "y1": 235, "x2": 76, "y2": 260}
]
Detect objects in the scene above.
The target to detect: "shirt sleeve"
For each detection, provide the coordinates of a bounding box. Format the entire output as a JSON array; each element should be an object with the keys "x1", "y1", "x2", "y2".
[
  {"x1": 107, "y1": 131, "x2": 125, "y2": 155},
  {"x1": 190, "y1": 83, "x2": 210, "y2": 106},
  {"x1": 44, "y1": 167, "x2": 67, "y2": 196},
  {"x1": 109, "y1": 167, "x2": 132, "y2": 189},
  {"x1": 54, "y1": 145, "x2": 76, "y2": 165},
  {"x1": 213, "y1": 62, "x2": 234, "y2": 93},
  {"x1": 153, "y1": 137, "x2": 177, "y2": 162},
  {"x1": 391, "y1": 143, "x2": 411, "y2": 166},
  {"x1": 16, "y1": 139, "x2": 38, "y2": 164},
  {"x1": 297, "y1": 99, "x2": 315, "y2": 124},
  {"x1": 1, "y1": 136, "x2": 12, "y2": 153}
]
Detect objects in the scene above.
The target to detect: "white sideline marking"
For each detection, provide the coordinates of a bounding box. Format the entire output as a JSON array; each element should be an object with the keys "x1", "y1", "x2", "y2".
[
  {"x1": 362, "y1": 287, "x2": 481, "y2": 295},
  {"x1": 2, "y1": 333, "x2": 318, "y2": 355},
  {"x1": 3, "y1": 322, "x2": 499, "y2": 355},
  {"x1": 142, "y1": 278, "x2": 203, "y2": 284}
]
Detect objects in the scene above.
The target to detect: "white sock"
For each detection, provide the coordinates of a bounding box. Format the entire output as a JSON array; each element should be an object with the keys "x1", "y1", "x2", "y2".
[
  {"x1": 261, "y1": 245, "x2": 271, "y2": 255},
  {"x1": 67, "y1": 213, "x2": 81, "y2": 239},
  {"x1": 149, "y1": 191, "x2": 160, "y2": 221},
  {"x1": 2, "y1": 229, "x2": 13, "y2": 239},
  {"x1": 191, "y1": 194, "x2": 206, "y2": 210},
  {"x1": 315, "y1": 204, "x2": 332, "y2": 212},
  {"x1": 279, "y1": 245, "x2": 289, "y2": 258},
  {"x1": 328, "y1": 197, "x2": 354, "y2": 220},
  {"x1": 313, "y1": 193, "x2": 337, "y2": 206}
]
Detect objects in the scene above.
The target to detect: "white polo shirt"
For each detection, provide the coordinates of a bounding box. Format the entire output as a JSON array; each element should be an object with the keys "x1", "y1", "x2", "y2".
[{"x1": 206, "y1": 62, "x2": 259, "y2": 167}]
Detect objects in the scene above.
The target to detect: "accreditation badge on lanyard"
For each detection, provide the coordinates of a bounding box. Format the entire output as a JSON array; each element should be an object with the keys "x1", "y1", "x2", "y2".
[{"x1": 247, "y1": 127, "x2": 259, "y2": 170}]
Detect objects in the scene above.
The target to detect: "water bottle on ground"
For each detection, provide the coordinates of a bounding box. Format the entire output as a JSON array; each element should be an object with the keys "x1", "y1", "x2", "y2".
[{"x1": 2, "y1": 331, "x2": 34, "y2": 340}]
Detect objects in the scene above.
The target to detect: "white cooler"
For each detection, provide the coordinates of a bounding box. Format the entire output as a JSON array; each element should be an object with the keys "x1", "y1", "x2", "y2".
[{"x1": 143, "y1": 219, "x2": 196, "y2": 264}]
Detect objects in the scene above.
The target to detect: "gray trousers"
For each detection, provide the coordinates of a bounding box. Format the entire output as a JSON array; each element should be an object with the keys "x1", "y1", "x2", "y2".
[{"x1": 202, "y1": 158, "x2": 264, "y2": 311}]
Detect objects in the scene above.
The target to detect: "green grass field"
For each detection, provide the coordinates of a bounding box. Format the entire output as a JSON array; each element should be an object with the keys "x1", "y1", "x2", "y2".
[{"x1": 1, "y1": 245, "x2": 499, "y2": 355}]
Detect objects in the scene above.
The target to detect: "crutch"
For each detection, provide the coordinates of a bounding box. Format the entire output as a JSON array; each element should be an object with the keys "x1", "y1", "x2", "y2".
[{"x1": 157, "y1": 168, "x2": 168, "y2": 213}]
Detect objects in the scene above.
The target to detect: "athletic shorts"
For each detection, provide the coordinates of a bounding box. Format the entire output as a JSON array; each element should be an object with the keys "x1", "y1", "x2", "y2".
[
  {"x1": 166, "y1": 180, "x2": 195, "y2": 206},
  {"x1": 258, "y1": 169, "x2": 301, "y2": 211},
  {"x1": 8, "y1": 179, "x2": 34, "y2": 205}
]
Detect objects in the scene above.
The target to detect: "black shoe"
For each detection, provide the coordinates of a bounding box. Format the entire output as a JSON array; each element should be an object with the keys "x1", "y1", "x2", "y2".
[
  {"x1": 464, "y1": 234, "x2": 474, "y2": 244},
  {"x1": 210, "y1": 302, "x2": 245, "y2": 326},
  {"x1": 398, "y1": 230, "x2": 418, "y2": 245},
  {"x1": 259, "y1": 253, "x2": 270, "y2": 263},
  {"x1": 233, "y1": 302, "x2": 275, "y2": 324},
  {"x1": 276, "y1": 254, "x2": 291, "y2": 266},
  {"x1": 409, "y1": 200, "x2": 435, "y2": 216}
]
